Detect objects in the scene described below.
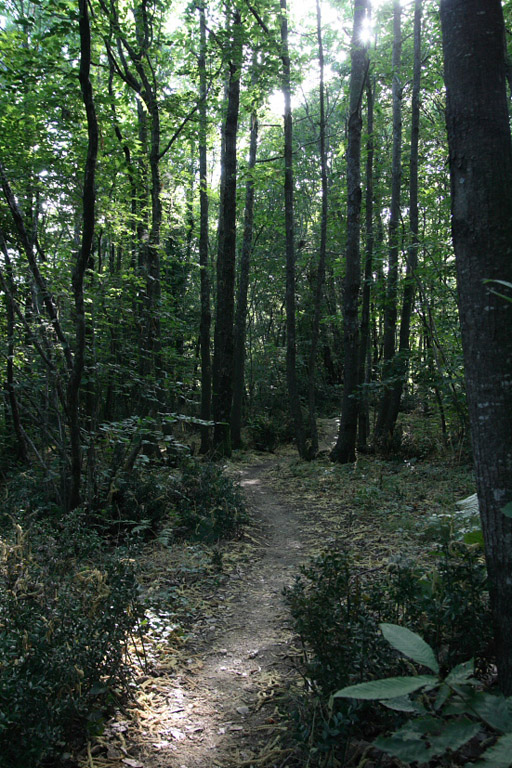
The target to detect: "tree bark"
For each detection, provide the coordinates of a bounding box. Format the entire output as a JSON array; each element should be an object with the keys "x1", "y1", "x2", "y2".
[
  {"x1": 232, "y1": 62, "x2": 259, "y2": 450},
  {"x1": 374, "y1": 0, "x2": 402, "y2": 449},
  {"x1": 198, "y1": 1, "x2": 212, "y2": 454},
  {"x1": 280, "y1": 0, "x2": 308, "y2": 460},
  {"x1": 0, "y1": 234, "x2": 28, "y2": 463},
  {"x1": 357, "y1": 74, "x2": 375, "y2": 451},
  {"x1": 440, "y1": 0, "x2": 512, "y2": 693},
  {"x1": 385, "y1": 0, "x2": 422, "y2": 437},
  {"x1": 306, "y1": 0, "x2": 329, "y2": 458},
  {"x1": 66, "y1": 0, "x2": 98, "y2": 510},
  {"x1": 331, "y1": 0, "x2": 368, "y2": 463},
  {"x1": 212, "y1": 9, "x2": 243, "y2": 456}
]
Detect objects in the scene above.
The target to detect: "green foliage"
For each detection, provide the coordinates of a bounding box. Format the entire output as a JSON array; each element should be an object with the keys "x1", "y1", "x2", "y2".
[
  {"x1": 247, "y1": 414, "x2": 279, "y2": 452},
  {"x1": 170, "y1": 460, "x2": 247, "y2": 542},
  {"x1": 286, "y1": 541, "x2": 492, "y2": 701},
  {"x1": 0, "y1": 512, "x2": 142, "y2": 768},
  {"x1": 335, "y1": 624, "x2": 512, "y2": 767},
  {"x1": 286, "y1": 550, "x2": 395, "y2": 696}
]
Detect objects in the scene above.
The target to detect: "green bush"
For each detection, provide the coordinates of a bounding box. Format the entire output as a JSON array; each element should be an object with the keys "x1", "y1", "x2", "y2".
[
  {"x1": 170, "y1": 460, "x2": 247, "y2": 542},
  {"x1": 286, "y1": 542, "x2": 492, "y2": 698},
  {"x1": 0, "y1": 512, "x2": 142, "y2": 768},
  {"x1": 247, "y1": 415, "x2": 279, "y2": 452},
  {"x1": 286, "y1": 544, "x2": 492, "y2": 764},
  {"x1": 92, "y1": 465, "x2": 176, "y2": 540},
  {"x1": 335, "y1": 624, "x2": 510, "y2": 768}
]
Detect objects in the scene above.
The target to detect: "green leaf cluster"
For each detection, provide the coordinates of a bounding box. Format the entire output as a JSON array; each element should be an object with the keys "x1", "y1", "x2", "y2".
[{"x1": 335, "y1": 624, "x2": 512, "y2": 767}]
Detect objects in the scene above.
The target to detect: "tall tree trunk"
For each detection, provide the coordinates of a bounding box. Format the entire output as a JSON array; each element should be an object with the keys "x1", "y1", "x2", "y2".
[
  {"x1": 280, "y1": 0, "x2": 308, "y2": 460},
  {"x1": 212, "y1": 9, "x2": 243, "y2": 456},
  {"x1": 374, "y1": 0, "x2": 402, "y2": 449},
  {"x1": 198, "y1": 1, "x2": 212, "y2": 454},
  {"x1": 0, "y1": 234, "x2": 28, "y2": 463},
  {"x1": 440, "y1": 0, "x2": 512, "y2": 693},
  {"x1": 385, "y1": 0, "x2": 422, "y2": 435},
  {"x1": 306, "y1": 0, "x2": 329, "y2": 458},
  {"x1": 331, "y1": 0, "x2": 368, "y2": 463},
  {"x1": 357, "y1": 74, "x2": 375, "y2": 451},
  {"x1": 67, "y1": 0, "x2": 98, "y2": 509},
  {"x1": 232, "y1": 64, "x2": 259, "y2": 450}
]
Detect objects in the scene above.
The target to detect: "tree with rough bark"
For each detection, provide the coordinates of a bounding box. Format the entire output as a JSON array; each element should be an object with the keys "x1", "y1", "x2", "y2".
[
  {"x1": 330, "y1": 0, "x2": 368, "y2": 464},
  {"x1": 374, "y1": 0, "x2": 403, "y2": 450},
  {"x1": 280, "y1": 0, "x2": 308, "y2": 460},
  {"x1": 440, "y1": 0, "x2": 512, "y2": 693},
  {"x1": 212, "y1": 7, "x2": 244, "y2": 456}
]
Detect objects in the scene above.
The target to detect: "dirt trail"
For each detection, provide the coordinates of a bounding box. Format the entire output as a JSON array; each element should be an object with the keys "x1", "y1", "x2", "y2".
[
  {"x1": 103, "y1": 460, "x2": 310, "y2": 768},
  {"x1": 162, "y1": 462, "x2": 307, "y2": 768}
]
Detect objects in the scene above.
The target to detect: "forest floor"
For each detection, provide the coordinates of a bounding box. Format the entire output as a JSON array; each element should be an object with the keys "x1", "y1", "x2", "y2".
[{"x1": 82, "y1": 417, "x2": 475, "y2": 768}]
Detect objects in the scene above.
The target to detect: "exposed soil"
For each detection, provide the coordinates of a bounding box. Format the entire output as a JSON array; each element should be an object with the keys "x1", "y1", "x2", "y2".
[
  {"x1": 85, "y1": 418, "x2": 475, "y2": 768},
  {"x1": 89, "y1": 457, "x2": 315, "y2": 768}
]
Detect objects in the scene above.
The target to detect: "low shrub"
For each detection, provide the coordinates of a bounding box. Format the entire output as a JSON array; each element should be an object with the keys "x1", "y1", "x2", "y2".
[
  {"x1": 0, "y1": 511, "x2": 142, "y2": 768},
  {"x1": 286, "y1": 542, "x2": 491, "y2": 700},
  {"x1": 170, "y1": 460, "x2": 247, "y2": 542},
  {"x1": 285, "y1": 540, "x2": 492, "y2": 763}
]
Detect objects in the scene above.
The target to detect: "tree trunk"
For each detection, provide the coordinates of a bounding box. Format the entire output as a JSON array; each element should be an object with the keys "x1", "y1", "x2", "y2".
[
  {"x1": 232, "y1": 63, "x2": 259, "y2": 449},
  {"x1": 374, "y1": 0, "x2": 402, "y2": 449},
  {"x1": 357, "y1": 74, "x2": 375, "y2": 451},
  {"x1": 0, "y1": 234, "x2": 28, "y2": 463},
  {"x1": 440, "y1": 0, "x2": 512, "y2": 694},
  {"x1": 385, "y1": 0, "x2": 422, "y2": 436},
  {"x1": 212, "y1": 9, "x2": 243, "y2": 456},
  {"x1": 330, "y1": 0, "x2": 368, "y2": 464},
  {"x1": 198, "y1": 1, "x2": 212, "y2": 454},
  {"x1": 306, "y1": 0, "x2": 329, "y2": 458},
  {"x1": 280, "y1": 0, "x2": 308, "y2": 460},
  {"x1": 67, "y1": 0, "x2": 98, "y2": 509}
]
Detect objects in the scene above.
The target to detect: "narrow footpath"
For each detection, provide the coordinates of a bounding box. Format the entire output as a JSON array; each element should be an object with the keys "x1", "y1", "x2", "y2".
[{"x1": 92, "y1": 460, "x2": 311, "y2": 768}]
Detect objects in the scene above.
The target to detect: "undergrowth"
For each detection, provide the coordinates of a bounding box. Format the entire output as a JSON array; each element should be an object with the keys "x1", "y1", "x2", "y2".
[
  {"x1": 0, "y1": 511, "x2": 143, "y2": 768},
  {"x1": 0, "y1": 451, "x2": 246, "y2": 767}
]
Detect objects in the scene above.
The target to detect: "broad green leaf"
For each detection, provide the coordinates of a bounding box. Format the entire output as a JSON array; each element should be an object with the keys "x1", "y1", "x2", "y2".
[
  {"x1": 467, "y1": 692, "x2": 512, "y2": 734},
  {"x1": 464, "y1": 529, "x2": 484, "y2": 546},
  {"x1": 428, "y1": 717, "x2": 481, "y2": 755},
  {"x1": 474, "y1": 733, "x2": 512, "y2": 766},
  {"x1": 434, "y1": 683, "x2": 451, "y2": 711},
  {"x1": 374, "y1": 733, "x2": 435, "y2": 765},
  {"x1": 380, "y1": 623, "x2": 440, "y2": 673},
  {"x1": 445, "y1": 659, "x2": 475, "y2": 684},
  {"x1": 381, "y1": 695, "x2": 420, "y2": 713},
  {"x1": 502, "y1": 502, "x2": 512, "y2": 519},
  {"x1": 334, "y1": 675, "x2": 438, "y2": 700}
]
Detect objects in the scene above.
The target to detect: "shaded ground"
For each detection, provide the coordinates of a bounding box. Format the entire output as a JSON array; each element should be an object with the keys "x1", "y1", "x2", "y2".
[
  {"x1": 86, "y1": 459, "x2": 314, "y2": 768},
  {"x1": 84, "y1": 418, "x2": 475, "y2": 768}
]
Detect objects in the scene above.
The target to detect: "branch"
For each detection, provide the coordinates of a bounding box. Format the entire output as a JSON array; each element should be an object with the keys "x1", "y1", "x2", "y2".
[{"x1": 0, "y1": 162, "x2": 74, "y2": 370}]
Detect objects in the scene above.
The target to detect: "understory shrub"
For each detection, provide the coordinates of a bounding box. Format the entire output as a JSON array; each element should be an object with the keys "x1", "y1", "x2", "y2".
[
  {"x1": 170, "y1": 460, "x2": 247, "y2": 542},
  {"x1": 285, "y1": 541, "x2": 492, "y2": 762},
  {"x1": 286, "y1": 542, "x2": 491, "y2": 700},
  {"x1": 89, "y1": 459, "x2": 246, "y2": 545},
  {"x1": 0, "y1": 511, "x2": 142, "y2": 768}
]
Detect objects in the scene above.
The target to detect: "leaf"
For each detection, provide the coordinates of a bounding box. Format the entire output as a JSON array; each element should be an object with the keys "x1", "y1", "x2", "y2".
[
  {"x1": 502, "y1": 502, "x2": 512, "y2": 519},
  {"x1": 434, "y1": 683, "x2": 451, "y2": 711},
  {"x1": 464, "y1": 529, "x2": 484, "y2": 546},
  {"x1": 474, "y1": 733, "x2": 512, "y2": 766},
  {"x1": 445, "y1": 659, "x2": 475, "y2": 684},
  {"x1": 380, "y1": 623, "x2": 440, "y2": 673},
  {"x1": 381, "y1": 695, "x2": 420, "y2": 713},
  {"x1": 466, "y1": 691, "x2": 512, "y2": 733},
  {"x1": 374, "y1": 733, "x2": 435, "y2": 765},
  {"x1": 427, "y1": 717, "x2": 481, "y2": 755},
  {"x1": 333, "y1": 675, "x2": 438, "y2": 701},
  {"x1": 375, "y1": 717, "x2": 480, "y2": 765}
]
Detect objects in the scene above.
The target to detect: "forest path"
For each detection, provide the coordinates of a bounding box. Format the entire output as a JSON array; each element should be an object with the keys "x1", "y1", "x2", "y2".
[
  {"x1": 95, "y1": 455, "x2": 317, "y2": 768},
  {"x1": 155, "y1": 461, "x2": 308, "y2": 768}
]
